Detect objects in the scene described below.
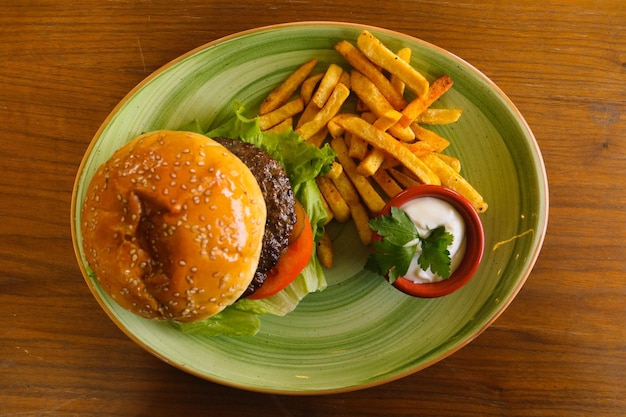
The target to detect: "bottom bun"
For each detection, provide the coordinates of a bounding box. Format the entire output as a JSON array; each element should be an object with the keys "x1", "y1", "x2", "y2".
[{"x1": 81, "y1": 131, "x2": 267, "y2": 322}]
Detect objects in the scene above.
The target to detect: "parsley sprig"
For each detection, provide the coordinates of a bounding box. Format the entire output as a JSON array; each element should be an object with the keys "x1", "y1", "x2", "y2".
[{"x1": 365, "y1": 207, "x2": 454, "y2": 283}]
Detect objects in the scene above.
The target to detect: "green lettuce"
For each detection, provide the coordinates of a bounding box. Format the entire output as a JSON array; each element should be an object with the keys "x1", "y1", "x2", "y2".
[{"x1": 176, "y1": 106, "x2": 335, "y2": 336}]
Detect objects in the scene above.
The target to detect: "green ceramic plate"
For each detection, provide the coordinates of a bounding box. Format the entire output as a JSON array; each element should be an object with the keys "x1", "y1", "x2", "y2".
[{"x1": 71, "y1": 22, "x2": 548, "y2": 394}]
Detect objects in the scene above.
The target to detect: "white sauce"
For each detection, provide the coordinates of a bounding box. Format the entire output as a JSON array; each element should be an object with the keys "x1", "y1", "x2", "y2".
[{"x1": 400, "y1": 197, "x2": 466, "y2": 283}]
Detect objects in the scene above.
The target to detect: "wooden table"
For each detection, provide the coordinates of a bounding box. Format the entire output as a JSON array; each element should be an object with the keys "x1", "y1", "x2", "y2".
[{"x1": 1, "y1": 1, "x2": 624, "y2": 415}]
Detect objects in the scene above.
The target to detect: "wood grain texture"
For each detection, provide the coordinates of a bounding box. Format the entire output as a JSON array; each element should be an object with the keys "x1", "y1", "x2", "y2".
[{"x1": 1, "y1": 0, "x2": 624, "y2": 415}]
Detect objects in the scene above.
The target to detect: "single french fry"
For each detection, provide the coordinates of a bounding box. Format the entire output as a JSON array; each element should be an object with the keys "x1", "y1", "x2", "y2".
[
  {"x1": 325, "y1": 161, "x2": 343, "y2": 180},
  {"x1": 391, "y1": 47, "x2": 412, "y2": 95},
  {"x1": 356, "y1": 30, "x2": 429, "y2": 98},
  {"x1": 347, "y1": 132, "x2": 368, "y2": 160},
  {"x1": 380, "y1": 155, "x2": 401, "y2": 170},
  {"x1": 410, "y1": 124, "x2": 450, "y2": 152},
  {"x1": 360, "y1": 111, "x2": 377, "y2": 123},
  {"x1": 404, "y1": 140, "x2": 436, "y2": 158},
  {"x1": 399, "y1": 74, "x2": 454, "y2": 127},
  {"x1": 339, "y1": 71, "x2": 351, "y2": 89},
  {"x1": 372, "y1": 169, "x2": 403, "y2": 198},
  {"x1": 415, "y1": 108, "x2": 463, "y2": 124},
  {"x1": 387, "y1": 167, "x2": 421, "y2": 188},
  {"x1": 334, "y1": 40, "x2": 406, "y2": 110},
  {"x1": 335, "y1": 115, "x2": 440, "y2": 185},
  {"x1": 356, "y1": 148, "x2": 386, "y2": 177},
  {"x1": 389, "y1": 123, "x2": 415, "y2": 142},
  {"x1": 436, "y1": 153, "x2": 461, "y2": 173},
  {"x1": 319, "y1": 192, "x2": 334, "y2": 224},
  {"x1": 260, "y1": 58, "x2": 317, "y2": 114},
  {"x1": 331, "y1": 171, "x2": 373, "y2": 245},
  {"x1": 306, "y1": 127, "x2": 328, "y2": 148},
  {"x1": 296, "y1": 83, "x2": 350, "y2": 141},
  {"x1": 258, "y1": 98, "x2": 304, "y2": 130},
  {"x1": 421, "y1": 153, "x2": 488, "y2": 213},
  {"x1": 316, "y1": 176, "x2": 351, "y2": 222},
  {"x1": 373, "y1": 109, "x2": 403, "y2": 132},
  {"x1": 296, "y1": 99, "x2": 321, "y2": 128},
  {"x1": 316, "y1": 230, "x2": 334, "y2": 269},
  {"x1": 312, "y1": 63, "x2": 344, "y2": 108},
  {"x1": 350, "y1": 71, "x2": 397, "y2": 116},
  {"x1": 264, "y1": 117, "x2": 293, "y2": 134},
  {"x1": 327, "y1": 118, "x2": 344, "y2": 139},
  {"x1": 331, "y1": 136, "x2": 386, "y2": 213},
  {"x1": 349, "y1": 201, "x2": 373, "y2": 246},
  {"x1": 300, "y1": 72, "x2": 324, "y2": 104}
]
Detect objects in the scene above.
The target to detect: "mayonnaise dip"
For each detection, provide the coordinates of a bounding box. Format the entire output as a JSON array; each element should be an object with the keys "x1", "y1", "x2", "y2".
[{"x1": 400, "y1": 197, "x2": 466, "y2": 283}]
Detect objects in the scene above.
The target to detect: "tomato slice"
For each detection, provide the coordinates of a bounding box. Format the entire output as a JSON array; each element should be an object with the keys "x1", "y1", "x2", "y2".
[{"x1": 246, "y1": 209, "x2": 314, "y2": 300}]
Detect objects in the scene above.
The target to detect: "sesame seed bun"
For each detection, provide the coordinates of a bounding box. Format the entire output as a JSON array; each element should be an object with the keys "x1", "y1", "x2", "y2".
[{"x1": 81, "y1": 130, "x2": 267, "y2": 322}]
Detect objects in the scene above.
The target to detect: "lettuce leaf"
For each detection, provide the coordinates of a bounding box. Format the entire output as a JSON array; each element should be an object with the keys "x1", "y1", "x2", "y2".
[
  {"x1": 176, "y1": 107, "x2": 335, "y2": 336},
  {"x1": 206, "y1": 105, "x2": 336, "y2": 191}
]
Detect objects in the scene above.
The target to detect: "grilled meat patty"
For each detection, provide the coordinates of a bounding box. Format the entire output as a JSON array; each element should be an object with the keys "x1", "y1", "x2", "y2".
[{"x1": 212, "y1": 137, "x2": 296, "y2": 297}]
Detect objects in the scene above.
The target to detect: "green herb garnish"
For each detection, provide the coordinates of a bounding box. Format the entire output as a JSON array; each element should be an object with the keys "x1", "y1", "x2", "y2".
[{"x1": 365, "y1": 206, "x2": 454, "y2": 283}]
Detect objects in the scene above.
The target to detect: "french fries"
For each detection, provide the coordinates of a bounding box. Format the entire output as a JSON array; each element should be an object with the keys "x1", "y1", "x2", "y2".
[
  {"x1": 399, "y1": 74, "x2": 454, "y2": 127},
  {"x1": 260, "y1": 58, "x2": 317, "y2": 114},
  {"x1": 258, "y1": 98, "x2": 304, "y2": 131},
  {"x1": 330, "y1": 136, "x2": 386, "y2": 213},
  {"x1": 357, "y1": 30, "x2": 429, "y2": 98},
  {"x1": 311, "y1": 64, "x2": 344, "y2": 108},
  {"x1": 296, "y1": 83, "x2": 350, "y2": 141},
  {"x1": 335, "y1": 115, "x2": 441, "y2": 186},
  {"x1": 316, "y1": 176, "x2": 351, "y2": 222},
  {"x1": 254, "y1": 29, "x2": 488, "y2": 268},
  {"x1": 334, "y1": 40, "x2": 406, "y2": 110}
]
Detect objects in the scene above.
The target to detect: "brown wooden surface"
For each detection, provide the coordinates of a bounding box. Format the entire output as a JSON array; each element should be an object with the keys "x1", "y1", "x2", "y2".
[{"x1": 1, "y1": 1, "x2": 624, "y2": 415}]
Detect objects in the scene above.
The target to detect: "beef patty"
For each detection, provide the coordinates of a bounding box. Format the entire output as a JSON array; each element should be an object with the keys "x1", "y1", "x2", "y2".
[{"x1": 212, "y1": 137, "x2": 296, "y2": 297}]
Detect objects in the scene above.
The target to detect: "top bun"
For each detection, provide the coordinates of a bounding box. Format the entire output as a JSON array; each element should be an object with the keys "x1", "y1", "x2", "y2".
[{"x1": 81, "y1": 130, "x2": 267, "y2": 322}]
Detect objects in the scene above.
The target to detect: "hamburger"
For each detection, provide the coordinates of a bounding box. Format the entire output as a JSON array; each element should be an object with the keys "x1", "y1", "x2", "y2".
[{"x1": 81, "y1": 129, "x2": 325, "y2": 323}]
